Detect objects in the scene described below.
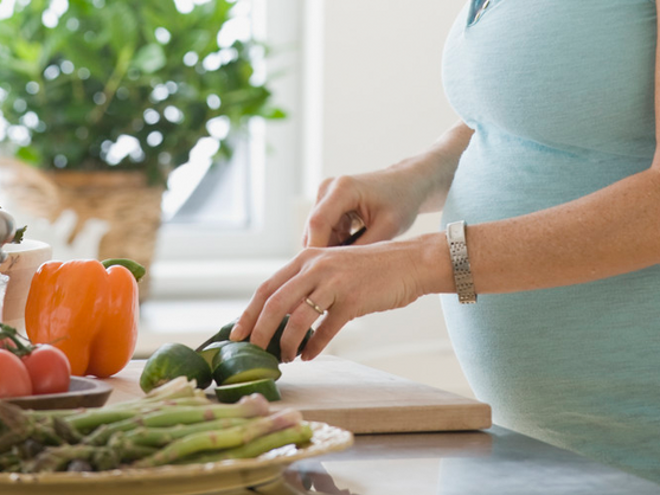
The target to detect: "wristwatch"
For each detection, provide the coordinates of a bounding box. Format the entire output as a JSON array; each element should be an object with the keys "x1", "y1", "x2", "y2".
[{"x1": 446, "y1": 220, "x2": 477, "y2": 304}]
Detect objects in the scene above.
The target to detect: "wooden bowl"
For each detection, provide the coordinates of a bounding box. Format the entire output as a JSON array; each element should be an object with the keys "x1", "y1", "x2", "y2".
[{"x1": 5, "y1": 376, "x2": 113, "y2": 410}]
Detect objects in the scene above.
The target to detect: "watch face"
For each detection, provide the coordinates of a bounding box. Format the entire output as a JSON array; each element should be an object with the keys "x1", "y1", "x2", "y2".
[{"x1": 448, "y1": 221, "x2": 466, "y2": 241}]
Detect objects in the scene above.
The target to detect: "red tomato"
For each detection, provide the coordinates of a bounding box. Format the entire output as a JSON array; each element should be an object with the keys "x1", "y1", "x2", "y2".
[
  {"x1": 0, "y1": 349, "x2": 33, "y2": 398},
  {"x1": 22, "y1": 345, "x2": 71, "y2": 395},
  {"x1": 0, "y1": 336, "x2": 16, "y2": 350}
]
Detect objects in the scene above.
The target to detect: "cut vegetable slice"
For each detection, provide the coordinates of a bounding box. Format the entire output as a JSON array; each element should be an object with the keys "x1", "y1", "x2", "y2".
[
  {"x1": 195, "y1": 315, "x2": 314, "y2": 363},
  {"x1": 215, "y1": 379, "x2": 281, "y2": 403},
  {"x1": 213, "y1": 354, "x2": 282, "y2": 386},
  {"x1": 140, "y1": 343, "x2": 213, "y2": 393},
  {"x1": 218, "y1": 342, "x2": 276, "y2": 362},
  {"x1": 197, "y1": 341, "x2": 234, "y2": 369}
]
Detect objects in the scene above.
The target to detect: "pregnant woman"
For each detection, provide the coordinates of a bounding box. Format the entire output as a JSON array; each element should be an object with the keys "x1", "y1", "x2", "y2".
[{"x1": 231, "y1": 0, "x2": 660, "y2": 481}]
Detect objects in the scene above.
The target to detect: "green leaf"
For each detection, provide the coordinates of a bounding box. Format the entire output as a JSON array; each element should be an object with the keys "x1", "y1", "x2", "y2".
[
  {"x1": 13, "y1": 39, "x2": 41, "y2": 63},
  {"x1": 0, "y1": 0, "x2": 285, "y2": 177},
  {"x1": 261, "y1": 108, "x2": 286, "y2": 119},
  {"x1": 16, "y1": 146, "x2": 41, "y2": 165},
  {"x1": 65, "y1": 46, "x2": 112, "y2": 79},
  {"x1": 0, "y1": 56, "x2": 39, "y2": 79},
  {"x1": 107, "y1": 2, "x2": 139, "y2": 54},
  {"x1": 132, "y1": 43, "x2": 166, "y2": 74},
  {"x1": 12, "y1": 225, "x2": 27, "y2": 244}
]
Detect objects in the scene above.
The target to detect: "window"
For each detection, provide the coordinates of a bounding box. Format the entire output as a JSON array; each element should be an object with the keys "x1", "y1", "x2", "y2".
[{"x1": 151, "y1": 0, "x2": 308, "y2": 297}]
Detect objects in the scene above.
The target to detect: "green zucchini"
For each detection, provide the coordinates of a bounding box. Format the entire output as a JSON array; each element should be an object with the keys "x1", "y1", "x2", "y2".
[
  {"x1": 211, "y1": 342, "x2": 275, "y2": 370},
  {"x1": 197, "y1": 341, "x2": 234, "y2": 369},
  {"x1": 215, "y1": 378, "x2": 281, "y2": 403},
  {"x1": 195, "y1": 315, "x2": 314, "y2": 363},
  {"x1": 265, "y1": 315, "x2": 314, "y2": 363},
  {"x1": 194, "y1": 319, "x2": 237, "y2": 353},
  {"x1": 213, "y1": 353, "x2": 282, "y2": 386},
  {"x1": 217, "y1": 341, "x2": 274, "y2": 361},
  {"x1": 140, "y1": 343, "x2": 213, "y2": 393}
]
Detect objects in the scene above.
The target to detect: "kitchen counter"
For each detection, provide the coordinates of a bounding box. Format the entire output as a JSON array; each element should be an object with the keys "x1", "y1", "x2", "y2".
[
  {"x1": 105, "y1": 362, "x2": 660, "y2": 495},
  {"x1": 282, "y1": 426, "x2": 660, "y2": 495}
]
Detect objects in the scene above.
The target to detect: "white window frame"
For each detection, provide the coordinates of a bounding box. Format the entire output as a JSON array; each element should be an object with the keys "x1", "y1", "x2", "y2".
[{"x1": 150, "y1": 0, "x2": 322, "y2": 298}]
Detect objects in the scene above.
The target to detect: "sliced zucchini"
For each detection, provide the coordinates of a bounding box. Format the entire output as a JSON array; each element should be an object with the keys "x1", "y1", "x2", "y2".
[
  {"x1": 213, "y1": 353, "x2": 282, "y2": 386},
  {"x1": 140, "y1": 343, "x2": 213, "y2": 393},
  {"x1": 197, "y1": 341, "x2": 234, "y2": 369},
  {"x1": 194, "y1": 320, "x2": 237, "y2": 352},
  {"x1": 218, "y1": 341, "x2": 275, "y2": 362},
  {"x1": 208, "y1": 341, "x2": 275, "y2": 370},
  {"x1": 195, "y1": 315, "x2": 315, "y2": 363},
  {"x1": 215, "y1": 378, "x2": 281, "y2": 403}
]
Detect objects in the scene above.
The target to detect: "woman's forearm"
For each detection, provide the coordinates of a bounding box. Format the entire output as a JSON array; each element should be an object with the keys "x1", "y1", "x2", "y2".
[
  {"x1": 389, "y1": 120, "x2": 474, "y2": 215},
  {"x1": 416, "y1": 159, "x2": 660, "y2": 296}
]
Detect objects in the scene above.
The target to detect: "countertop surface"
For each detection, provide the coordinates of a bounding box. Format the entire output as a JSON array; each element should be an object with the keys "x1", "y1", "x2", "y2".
[
  {"x1": 286, "y1": 426, "x2": 660, "y2": 495},
  {"x1": 104, "y1": 362, "x2": 660, "y2": 495}
]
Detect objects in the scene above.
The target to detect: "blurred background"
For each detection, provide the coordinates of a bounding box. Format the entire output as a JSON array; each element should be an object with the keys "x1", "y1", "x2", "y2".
[{"x1": 0, "y1": 0, "x2": 472, "y2": 397}]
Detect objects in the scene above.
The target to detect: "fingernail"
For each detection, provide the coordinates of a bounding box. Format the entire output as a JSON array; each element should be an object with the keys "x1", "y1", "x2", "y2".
[
  {"x1": 303, "y1": 349, "x2": 319, "y2": 361},
  {"x1": 229, "y1": 324, "x2": 242, "y2": 341}
]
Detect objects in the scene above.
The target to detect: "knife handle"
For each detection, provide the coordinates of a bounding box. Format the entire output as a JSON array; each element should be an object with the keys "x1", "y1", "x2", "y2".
[{"x1": 339, "y1": 226, "x2": 367, "y2": 246}]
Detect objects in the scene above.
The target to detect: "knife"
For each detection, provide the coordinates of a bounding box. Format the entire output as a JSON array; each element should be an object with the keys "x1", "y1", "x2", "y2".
[{"x1": 339, "y1": 225, "x2": 367, "y2": 246}]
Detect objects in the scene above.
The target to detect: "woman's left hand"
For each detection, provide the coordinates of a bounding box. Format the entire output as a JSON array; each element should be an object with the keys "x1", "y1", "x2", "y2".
[{"x1": 230, "y1": 235, "x2": 443, "y2": 362}]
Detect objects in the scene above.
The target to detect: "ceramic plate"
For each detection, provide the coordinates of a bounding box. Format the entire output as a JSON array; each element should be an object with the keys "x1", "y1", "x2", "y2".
[
  {"x1": 0, "y1": 422, "x2": 353, "y2": 495},
  {"x1": 5, "y1": 377, "x2": 113, "y2": 411}
]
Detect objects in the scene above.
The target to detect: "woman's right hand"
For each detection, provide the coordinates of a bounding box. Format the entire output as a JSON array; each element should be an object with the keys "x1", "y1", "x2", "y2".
[
  {"x1": 302, "y1": 165, "x2": 430, "y2": 248},
  {"x1": 303, "y1": 121, "x2": 474, "y2": 248}
]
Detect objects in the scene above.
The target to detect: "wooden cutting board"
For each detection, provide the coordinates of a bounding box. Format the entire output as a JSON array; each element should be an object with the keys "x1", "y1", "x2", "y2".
[{"x1": 106, "y1": 356, "x2": 491, "y2": 434}]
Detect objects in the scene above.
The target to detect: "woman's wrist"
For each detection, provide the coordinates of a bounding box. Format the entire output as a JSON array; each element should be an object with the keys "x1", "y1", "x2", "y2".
[
  {"x1": 407, "y1": 232, "x2": 456, "y2": 297},
  {"x1": 389, "y1": 126, "x2": 473, "y2": 215},
  {"x1": 386, "y1": 151, "x2": 448, "y2": 213}
]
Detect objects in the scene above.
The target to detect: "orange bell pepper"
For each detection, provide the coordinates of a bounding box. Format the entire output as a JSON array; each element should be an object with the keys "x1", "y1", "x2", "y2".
[{"x1": 25, "y1": 258, "x2": 144, "y2": 378}]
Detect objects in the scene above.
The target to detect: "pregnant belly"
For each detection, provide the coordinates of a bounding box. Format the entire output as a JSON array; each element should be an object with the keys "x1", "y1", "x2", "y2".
[
  {"x1": 438, "y1": 124, "x2": 660, "y2": 483},
  {"x1": 441, "y1": 126, "x2": 652, "y2": 227}
]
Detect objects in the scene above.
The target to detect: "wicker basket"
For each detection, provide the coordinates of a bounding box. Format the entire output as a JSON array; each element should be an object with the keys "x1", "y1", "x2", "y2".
[
  {"x1": 47, "y1": 171, "x2": 164, "y2": 262},
  {"x1": 0, "y1": 158, "x2": 60, "y2": 214},
  {"x1": 47, "y1": 170, "x2": 165, "y2": 299},
  {"x1": 0, "y1": 159, "x2": 164, "y2": 300}
]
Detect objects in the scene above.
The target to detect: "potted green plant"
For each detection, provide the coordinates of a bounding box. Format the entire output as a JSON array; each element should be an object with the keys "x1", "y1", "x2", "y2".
[{"x1": 0, "y1": 0, "x2": 283, "y2": 292}]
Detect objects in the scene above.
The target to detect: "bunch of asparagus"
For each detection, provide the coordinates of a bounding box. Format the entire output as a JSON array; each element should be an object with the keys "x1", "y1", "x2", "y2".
[{"x1": 0, "y1": 377, "x2": 313, "y2": 473}]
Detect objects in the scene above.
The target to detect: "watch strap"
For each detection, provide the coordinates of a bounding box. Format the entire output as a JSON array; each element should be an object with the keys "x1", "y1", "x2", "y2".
[{"x1": 446, "y1": 220, "x2": 477, "y2": 304}]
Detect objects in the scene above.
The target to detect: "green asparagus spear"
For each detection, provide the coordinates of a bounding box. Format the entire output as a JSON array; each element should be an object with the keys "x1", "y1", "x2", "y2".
[
  {"x1": 64, "y1": 409, "x2": 140, "y2": 433},
  {"x1": 23, "y1": 443, "x2": 158, "y2": 473},
  {"x1": 66, "y1": 394, "x2": 242, "y2": 434},
  {"x1": 134, "y1": 395, "x2": 270, "y2": 427},
  {"x1": 0, "y1": 402, "x2": 78, "y2": 453},
  {"x1": 23, "y1": 445, "x2": 113, "y2": 473},
  {"x1": 84, "y1": 394, "x2": 270, "y2": 445},
  {"x1": 132, "y1": 409, "x2": 303, "y2": 468},
  {"x1": 112, "y1": 376, "x2": 206, "y2": 408},
  {"x1": 27, "y1": 397, "x2": 212, "y2": 425},
  {"x1": 107, "y1": 417, "x2": 251, "y2": 448},
  {"x1": 26, "y1": 376, "x2": 205, "y2": 423},
  {"x1": 0, "y1": 377, "x2": 316, "y2": 474},
  {"x1": 175, "y1": 422, "x2": 314, "y2": 464}
]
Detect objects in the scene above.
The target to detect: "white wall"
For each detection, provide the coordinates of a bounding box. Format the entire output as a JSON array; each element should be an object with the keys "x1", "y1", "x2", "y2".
[
  {"x1": 319, "y1": 1, "x2": 463, "y2": 177},
  {"x1": 300, "y1": 0, "x2": 473, "y2": 397}
]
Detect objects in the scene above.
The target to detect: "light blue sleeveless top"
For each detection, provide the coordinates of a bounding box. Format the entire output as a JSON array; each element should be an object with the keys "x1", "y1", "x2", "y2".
[{"x1": 441, "y1": 0, "x2": 660, "y2": 482}]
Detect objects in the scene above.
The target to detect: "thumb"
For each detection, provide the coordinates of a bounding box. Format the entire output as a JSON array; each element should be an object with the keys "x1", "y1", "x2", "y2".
[
  {"x1": 306, "y1": 211, "x2": 355, "y2": 248},
  {"x1": 349, "y1": 218, "x2": 399, "y2": 245}
]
